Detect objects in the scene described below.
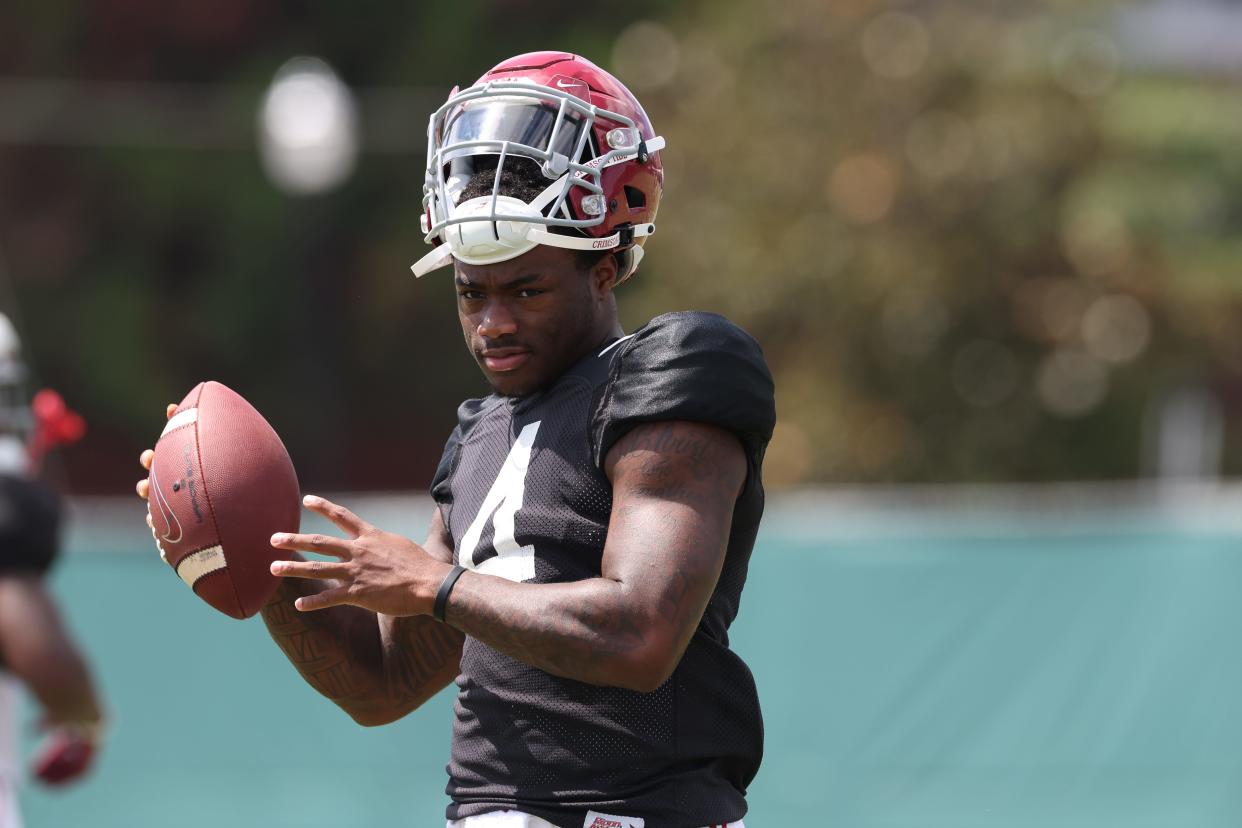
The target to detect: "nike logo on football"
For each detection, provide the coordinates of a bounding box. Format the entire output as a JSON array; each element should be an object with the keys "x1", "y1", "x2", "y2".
[{"x1": 149, "y1": 466, "x2": 184, "y2": 545}]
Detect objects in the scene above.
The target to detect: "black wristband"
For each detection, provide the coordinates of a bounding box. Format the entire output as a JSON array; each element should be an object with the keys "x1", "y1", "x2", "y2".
[{"x1": 433, "y1": 565, "x2": 467, "y2": 622}]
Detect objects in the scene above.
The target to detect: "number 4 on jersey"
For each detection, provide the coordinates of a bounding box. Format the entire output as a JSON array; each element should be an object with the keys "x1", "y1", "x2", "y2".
[{"x1": 458, "y1": 421, "x2": 541, "y2": 583}]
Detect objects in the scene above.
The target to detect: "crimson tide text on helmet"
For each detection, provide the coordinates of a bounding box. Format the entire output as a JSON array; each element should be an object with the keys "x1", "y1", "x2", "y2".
[{"x1": 411, "y1": 51, "x2": 665, "y2": 283}]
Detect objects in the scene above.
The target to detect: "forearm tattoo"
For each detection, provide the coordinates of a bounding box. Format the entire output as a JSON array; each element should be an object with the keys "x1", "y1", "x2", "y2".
[
  {"x1": 260, "y1": 581, "x2": 376, "y2": 707},
  {"x1": 381, "y1": 612, "x2": 464, "y2": 703},
  {"x1": 261, "y1": 579, "x2": 463, "y2": 719}
]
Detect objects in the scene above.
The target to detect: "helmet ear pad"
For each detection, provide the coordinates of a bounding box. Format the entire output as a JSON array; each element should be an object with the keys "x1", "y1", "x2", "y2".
[
  {"x1": 615, "y1": 248, "x2": 634, "y2": 285},
  {"x1": 614, "y1": 246, "x2": 644, "y2": 286}
]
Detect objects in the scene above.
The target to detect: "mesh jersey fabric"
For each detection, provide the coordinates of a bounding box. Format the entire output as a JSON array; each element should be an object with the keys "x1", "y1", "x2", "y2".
[{"x1": 431, "y1": 311, "x2": 776, "y2": 828}]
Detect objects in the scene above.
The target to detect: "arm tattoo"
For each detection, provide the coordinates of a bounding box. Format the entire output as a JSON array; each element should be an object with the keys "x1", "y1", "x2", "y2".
[
  {"x1": 381, "y1": 614, "x2": 465, "y2": 703},
  {"x1": 262, "y1": 583, "x2": 372, "y2": 705},
  {"x1": 261, "y1": 576, "x2": 463, "y2": 721},
  {"x1": 260, "y1": 581, "x2": 377, "y2": 709},
  {"x1": 624, "y1": 422, "x2": 744, "y2": 505}
]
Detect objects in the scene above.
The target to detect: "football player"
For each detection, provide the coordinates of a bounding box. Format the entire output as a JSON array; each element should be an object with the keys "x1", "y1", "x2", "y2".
[
  {"x1": 0, "y1": 314, "x2": 104, "y2": 827},
  {"x1": 139, "y1": 52, "x2": 773, "y2": 828}
]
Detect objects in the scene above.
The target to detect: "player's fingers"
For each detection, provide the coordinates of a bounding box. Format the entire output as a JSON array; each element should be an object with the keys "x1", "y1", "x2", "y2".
[
  {"x1": 145, "y1": 510, "x2": 153, "y2": 530},
  {"x1": 165, "y1": 403, "x2": 179, "y2": 420},
  {"x1": 270, "y1": 531, "x2": 352, "y2": 559},
  {"x1": 293, "y1": 587, "x2": 350, "y2": 612},
  {"x1": 139, "y1": 449, "x2": 154, "y2": 471},
  {"x1": 302, "y1": 495, "x2": 369, "y2": 538},
  {"x1": 269, "y1": 559, "x2": 349, "y2": 581},
  {"x1": 136, "y1": 477, "x2": 149, "y2": 499}
]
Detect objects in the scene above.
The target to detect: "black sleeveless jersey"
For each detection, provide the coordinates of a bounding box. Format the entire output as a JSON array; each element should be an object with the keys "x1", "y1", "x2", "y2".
[{"x1": 431, "y1": 311, "x2": 776, "y2": 828}]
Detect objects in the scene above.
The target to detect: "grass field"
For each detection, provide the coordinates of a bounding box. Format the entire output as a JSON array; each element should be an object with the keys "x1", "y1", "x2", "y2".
[{"x1": 17, "y1": 488, "x2": 1242, "y2": 827}]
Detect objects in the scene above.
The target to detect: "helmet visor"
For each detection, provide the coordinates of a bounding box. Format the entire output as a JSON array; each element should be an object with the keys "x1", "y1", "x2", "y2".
[{"x1": 440, "y1": 99, "x2": 589, "y2": 165}]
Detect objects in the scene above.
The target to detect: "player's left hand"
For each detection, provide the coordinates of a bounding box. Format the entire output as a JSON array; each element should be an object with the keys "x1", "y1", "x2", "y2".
[{"x1": 269, "y1": 495, "x2": 450, "y2": 616}]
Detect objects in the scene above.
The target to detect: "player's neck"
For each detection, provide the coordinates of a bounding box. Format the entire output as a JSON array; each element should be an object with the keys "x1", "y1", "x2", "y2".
[{"x1": 588, "y1": 317, "x2": 625, "y2": 356}]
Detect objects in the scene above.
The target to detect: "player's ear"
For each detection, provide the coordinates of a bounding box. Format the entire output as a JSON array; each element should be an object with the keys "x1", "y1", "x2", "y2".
[{"x1": 590, "y1": 252, "x2": 620, "y2": 296}]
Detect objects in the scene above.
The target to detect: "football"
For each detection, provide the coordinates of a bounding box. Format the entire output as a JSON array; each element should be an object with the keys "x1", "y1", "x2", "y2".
[{"x1": 147, "y1": 381, "x2": 300, "y2": 619}]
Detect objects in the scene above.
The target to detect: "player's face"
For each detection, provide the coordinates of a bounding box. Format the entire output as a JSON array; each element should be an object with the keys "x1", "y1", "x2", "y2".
[{"x1": 454, "y1": 246, "x2": 618, "y2": 397}]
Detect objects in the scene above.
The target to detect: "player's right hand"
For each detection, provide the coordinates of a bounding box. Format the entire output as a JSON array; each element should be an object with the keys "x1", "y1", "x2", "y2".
[{"x1": 135, "y1": 404, "x2": 179, "y2": 522}]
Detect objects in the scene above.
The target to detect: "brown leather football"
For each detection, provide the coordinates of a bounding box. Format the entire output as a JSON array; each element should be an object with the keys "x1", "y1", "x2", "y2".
[{"x1": 147, "y1": 381, "x2": 300, "y2": 619}]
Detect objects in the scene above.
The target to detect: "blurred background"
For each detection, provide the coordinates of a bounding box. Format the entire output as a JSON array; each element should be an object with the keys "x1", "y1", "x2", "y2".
[{"x1": 4, "y1": 0, "x2": 1242, "y2": 825}]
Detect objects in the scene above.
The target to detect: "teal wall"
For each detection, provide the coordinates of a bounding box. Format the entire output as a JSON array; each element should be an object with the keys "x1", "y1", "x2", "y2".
[{"x1": 16, "y1": 495, "x2": 1242, "y2": 826}]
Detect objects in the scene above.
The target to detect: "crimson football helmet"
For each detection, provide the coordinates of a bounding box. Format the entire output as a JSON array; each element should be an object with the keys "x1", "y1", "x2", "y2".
[{"x1": 411, "y1": 52, "x2": 665, "y2": 283}]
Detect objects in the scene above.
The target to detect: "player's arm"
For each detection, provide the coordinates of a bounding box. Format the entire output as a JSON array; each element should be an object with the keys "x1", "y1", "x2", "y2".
[
  {"x1": 441, "y1": 419, "x2": 745, "y2": 691},
  {"x1": 0, "y1": 574, "x2": 104, "y2": 726},
  {"x1": 273, "y1": 420, "x2": 744, "y2": 691},
  {"x1": 0, "y1": 573, "x2": 107, "y2": 785},
  {"x1": 258, "y1": 508, "x2": 464, "y2": 726}
]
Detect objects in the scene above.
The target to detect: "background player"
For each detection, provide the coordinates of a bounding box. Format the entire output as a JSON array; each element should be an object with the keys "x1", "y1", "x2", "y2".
[
  {"x1": 139, "y1": 52, "x2": 772, "y2": 827},
  {"x1": 0, "y1": 313, "x2": 104, "y2": 827}
]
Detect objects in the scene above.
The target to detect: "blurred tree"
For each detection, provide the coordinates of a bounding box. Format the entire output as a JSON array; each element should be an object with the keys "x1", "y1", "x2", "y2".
[{"x1": 619, "y1": 0, "x2": 1241, "y2": 485}]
